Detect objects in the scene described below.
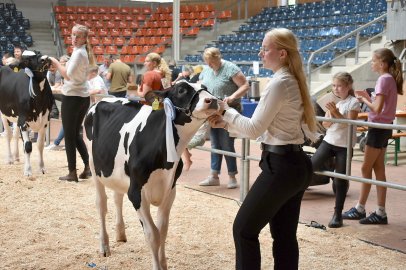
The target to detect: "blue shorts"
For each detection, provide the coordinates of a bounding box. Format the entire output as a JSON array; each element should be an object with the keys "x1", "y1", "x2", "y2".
[{"x1": 366, "y1": 127, "x2": 392, "y2": 148}]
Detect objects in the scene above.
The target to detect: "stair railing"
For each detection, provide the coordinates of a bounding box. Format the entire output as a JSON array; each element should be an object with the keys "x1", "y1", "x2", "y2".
[{"x1": 306, "y1": 13, "x2": 387, "y2": 89}]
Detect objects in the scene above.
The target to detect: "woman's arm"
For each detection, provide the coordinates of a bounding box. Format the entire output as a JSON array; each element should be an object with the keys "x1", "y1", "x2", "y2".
[
  {"x1": 224, "y1": 71, "x2": 249, "y2": 103},
  {"x1": 359, "y1": 95, "x2": 385, "y2": 114},
  {"x1": 49, "y1": 57, "x2": 68, "y2": 80},
  {"x1": 138, "y1": 84, "x2": 152, "y2": 97}
]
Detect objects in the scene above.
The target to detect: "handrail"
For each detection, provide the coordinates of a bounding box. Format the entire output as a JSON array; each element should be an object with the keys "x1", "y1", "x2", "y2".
[{"x1": 306, "y1": 13, "x2": 387, "y2": 88}]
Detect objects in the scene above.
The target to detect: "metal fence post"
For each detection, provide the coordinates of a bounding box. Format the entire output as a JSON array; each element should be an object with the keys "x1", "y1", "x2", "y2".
[{"x1": 240, "y1": 138, "x2": 250, "y2": 202}]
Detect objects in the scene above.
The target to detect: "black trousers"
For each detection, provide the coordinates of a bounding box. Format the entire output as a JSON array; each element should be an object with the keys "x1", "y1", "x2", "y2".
[
  {"x1": 311, "y1": 141, "x2": 350, "y2": 213},
  {"x1": 61, "y1": 95, "x2": 90, "y2": 172},
  {"x1": 233, "y1": 150, "x2": 312, "y2": 270}
]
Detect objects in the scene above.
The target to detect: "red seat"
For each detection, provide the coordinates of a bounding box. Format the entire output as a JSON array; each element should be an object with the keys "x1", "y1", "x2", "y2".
[
  {"x1": 110, "y1": 29, "x2": 121, "y2": 37},
  {"x1": 155, "y1": 28, "x2": 165, "y2": 36},
  {"x1": 77, "y1": 6, "x2": 88, "y2": 13},
  {"x1": 124, "y1": 14, "x2": 133, "y2": 21},
  {"x1": 96, "y1": 55, "x2": 105, "y2": 64},
  {"x1": 122, "y1": 28, "x2": 132, "y2": 38},
  {"x1": 162, "y1": 21, "x2": 171, "y2": 28},
  {"x1": 191, "y1": 5, "x2": 203, "y2": 12},
  {"x1": 88, "y1": 7, "x2": 99, "y2": 13},
  {"x1": 121, "y1": 55, "x2": 135, "y2": 64},
  {"x1": 102, "y1": 36, "x2": 113, "y2": 46},
  {"x1": 93, "y1": 46, "x2": 104, "y2": 55},
  {"x1": 99, "y1": 7, "x2": 108, "y2": 14},
  {"x1": 142, "y1": 7, "x2": 152, "y2": 15},
  {"x1": 110, "y1": 7, "x2": 119, "y2": 14},
  {"x1": 113, "y1": 15, "x2": 124, "y2": 21},
  {"x1": 58, "y1": 20, "x2": 70, "y2": 28},
  {"x1": 202, "y1": 18, "x2": 215, "y2": 28},
  {"x1": 180, "y1": 13, "x2": 189, "y2": 20},
  {"x1": 78, "y1": 14, "x2": 88, "y2": 21},
  {"x1": 56, "y1": 14, "x2": 67, "y2": 21},
  {"x1": 64, "y1": 36, "x2": 72, "y2": 45},
  {"x1": 88, "y1": 29, "x2": 96, "y2": 37},
  {"x1": 67, "y1": 14, "x2": 78, "y2": 21},
  {"x1": 105, "y1": 21, "x2": 116, "y2": 29},
  {"x1": 66, "y1": 6, "x2": 77, "y2": 13},
  {"x1": 129, "y1": 21, "x2": 139, "y2": 29},
  {"x1": 90, "y1": 36, "x2": 101, "y2": 46},
  {"x1": 54, "y1": 6, "x2": 66, "y2": 14},
  {"x1": 180, "y1": 5, "x2": 191, "y2": 13},
  {"x1": 136, "y1": 15, "x2": 146, "y2": 21},
  {"x1": 98, "y1": 29, "x2": 109, "y2": 37},
  {"x1": 184, "y1": 27, "x2": 200, "y2": 37},
  {"x1": 118, "y1": 21, "x2": 129, "y2": 29},
  {"x1": 135, "y1": 28, "x2": 147, "y2": 36},
  {"x1": 153, "y1": 45, "x2": 165, "y2": 54},
  {"x1": 139, "y1": 37, "x2": 149, "y2": 45},
  {"x1": 121, "y1": 45, "x2": 132, "y2": 54},
  {"x1": 146, "y1": 28, "x2": 156, "y2": 36},
  {"x1": 105, "y1": 45, "x2": 118, "y2": 55},
  {"x1": 90, "y1": 14, "x2": 101, "y2": 21},
  {"x1": 149, "y1": 36, "x2": 160, "y2": 45},
  {"x1": 120, "y1": 7, "x2": 130, "y2": 14},
  {"x1": 150, "y1": 13, "x2": 160, "y2": 21},
  {"x1": 135, "y1": 55, "x2": 147, "y2": 64},
  {"x1": 131, "y1": 45, "x2": 143, "y2": 55},
  {"x1": 114, "y1": 37, "x2": 125, "y2": 46},
  {"x1": 101, "y1": 14, "x2": 112, "y2": 21},
  {"x1": 161, "y1": 36, "x2": 172, "y2": 44},
  {"x1": 218, "y1": 10, "x2": 232, "y2": 20},
  {"x1": 203, "y1": 4, "x2": 214, "y2": 12},
  {"x1": 94, "y1": 21, "x2": 104, "y2": 29},
  {"x1": 128, "y1": 37, "x2": 137, "y2": 46},
  {"x1": 60, "y1": 27, "x2": 71, "y2": 36},
  {"x1": 131, "y1": 7, "x2": 141, "y2": 15}
]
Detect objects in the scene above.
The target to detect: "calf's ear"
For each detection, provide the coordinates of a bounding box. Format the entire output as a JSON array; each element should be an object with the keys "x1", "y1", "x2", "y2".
[{"x1": 144, "y1": 89, "x2": 171, "y2": 104}]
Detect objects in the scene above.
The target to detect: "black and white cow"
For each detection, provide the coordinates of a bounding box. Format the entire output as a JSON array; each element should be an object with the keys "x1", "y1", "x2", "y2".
[
  {"x1": 84, "y1": 81, "x2": 219, "y2": 270},
  {"x1": 0, "y1": 50, "x2": 53, "y2": 176}
]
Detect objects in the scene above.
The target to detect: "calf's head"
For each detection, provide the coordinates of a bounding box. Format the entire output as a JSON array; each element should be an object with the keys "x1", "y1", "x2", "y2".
[
  {"x1": 20, "y1": 50, "x2": 51, "y2": 73},
  {"x1": 145, "y1": 81, "x2": 219, "y2": 122}
]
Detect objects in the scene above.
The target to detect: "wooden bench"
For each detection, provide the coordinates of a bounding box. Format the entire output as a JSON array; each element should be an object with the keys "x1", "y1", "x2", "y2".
[{"x1": 387, "y1": 132, "x2": 406, "y2": 166}]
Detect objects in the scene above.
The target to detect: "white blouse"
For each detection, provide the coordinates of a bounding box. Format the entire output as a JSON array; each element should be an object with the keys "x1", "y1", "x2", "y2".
[
  {"x1": 62, "y1": 45, "x2": 89, "y2": 97},
  {"x1": 223, "y1": 67, "x2": 306, "y2": 145}
]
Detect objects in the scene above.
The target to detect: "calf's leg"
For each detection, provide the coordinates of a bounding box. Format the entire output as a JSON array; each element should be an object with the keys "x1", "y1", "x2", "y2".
[
  {"x1": 21, "y1": 129, "x2": 32, "y2": 176},
  {"x1": 95, "y1": 177, "x2": 110, "y2": 257},
  {"x1": 113, "y1": 191, "x2": 127, "y2": 242},
  {"x1": 2, "y1": 117, "x2": 14, "y2": 164},
  {"x1": 36, "y1": 127, "x2": 46, "y2": 174}
]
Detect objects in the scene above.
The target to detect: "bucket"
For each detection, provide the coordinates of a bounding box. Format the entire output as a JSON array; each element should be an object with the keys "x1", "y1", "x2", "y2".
[{"x1": 249, "y1": 80, "x2": 260, "y2": 101}]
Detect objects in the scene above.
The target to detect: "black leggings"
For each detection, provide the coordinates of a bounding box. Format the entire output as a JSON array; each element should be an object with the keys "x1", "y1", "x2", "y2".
[
  {"x1": 233, "y1": 150, "x2": 312, "y2": 270},
  {"x1": 311, "y1": 141, "x2": 350, "y2": 213},
  {"x1": 61, "y1": 95, "x2": 90, "y2": 172}
]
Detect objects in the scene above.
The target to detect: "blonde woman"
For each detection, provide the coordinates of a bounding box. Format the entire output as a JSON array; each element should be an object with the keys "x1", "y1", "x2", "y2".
[
  {"x1": 137, "y1": 52, "x2": 171, "y2": 99},
  {"x1": 49, "y1": 24, "x2": 95, "y2": 182},
  {"x1": 209, "y1": 28, "x2": 317, "y2": 269}
]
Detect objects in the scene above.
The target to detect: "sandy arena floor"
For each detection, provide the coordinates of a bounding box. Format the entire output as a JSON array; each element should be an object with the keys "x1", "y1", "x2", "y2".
[{"x1": 0, "y1": 137, "x2": 405, "y2": 269}]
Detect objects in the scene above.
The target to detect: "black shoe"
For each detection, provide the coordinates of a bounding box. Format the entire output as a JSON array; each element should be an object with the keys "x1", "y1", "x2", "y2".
[
  {"x1": 328, "y1": 212, "x2": 343, "y2": 228},
  {"x1": 78, "y1": 166, "x2": 91, "y2": 179},
  {"x1": 342, "y1": 207, "x2": 366, "y2": 220},
  {"x1": 359, "y1": 212, "x2": 388, "y2": 225}
]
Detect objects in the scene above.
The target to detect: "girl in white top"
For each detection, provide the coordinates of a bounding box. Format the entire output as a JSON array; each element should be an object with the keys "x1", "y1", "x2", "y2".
[
  {"x1": 49, "y1": 24, "x2": 96, "y2": 182},
  {"x1": 209, "y1": 28, "x2": 317, "y2": 270},
  {"x1": 311, "y1": 72, "x2": 360, "y2": 228}
]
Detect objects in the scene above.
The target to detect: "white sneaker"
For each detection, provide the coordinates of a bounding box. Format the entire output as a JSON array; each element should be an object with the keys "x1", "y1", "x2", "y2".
[
  {"x1": 227, "y1": 178, "x2": 238, "y2": 189},
  {"x1": 45, "y1": 144, "x2": 62, "y2": 151},
  {"x1": 199, "y1": 176, "x2": 220, "y2": 186}
]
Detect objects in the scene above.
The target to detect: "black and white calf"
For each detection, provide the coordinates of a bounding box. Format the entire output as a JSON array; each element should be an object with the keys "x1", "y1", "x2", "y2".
[
  {"x1": 84, "y1": 81, "x2": 219, "y2": 270},
  {"x1": 0, "y1": 50, "x2": 53, "y2": 176}
]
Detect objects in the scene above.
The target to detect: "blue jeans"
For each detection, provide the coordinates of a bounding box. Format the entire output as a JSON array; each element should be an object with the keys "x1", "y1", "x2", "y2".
[
  {"x1": 54, "y1": 127, "x2": 65, "y2": 145},
  {"x1": 210, "y1": 127, "x2": 237, "y2": 176}
]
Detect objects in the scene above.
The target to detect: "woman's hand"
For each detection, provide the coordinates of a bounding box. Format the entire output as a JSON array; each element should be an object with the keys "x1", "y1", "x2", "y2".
[
  {"x1": 325, "y1": 101, "x2": 338, "y2": 114},
  {"x1": 215, "y1": 99, "x2": 230, "y2": 115},
  {"x1": 223, "y1": 95, "x2": 235, "y2": 104},
  {"x1": 208, "y1": 115, "x2": 227, "y2": 129}
]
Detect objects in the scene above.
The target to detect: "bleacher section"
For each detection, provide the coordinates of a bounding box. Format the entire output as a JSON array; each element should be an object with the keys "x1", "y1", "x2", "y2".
[
  {"x1": 184, "y1": 0, "x2": 386, "y2": 78},
  {"x1": 0, "y1": 2, "x2": 32, "y2": 60},
  {"x1": 53, "y1": 3, "x2": 230, "y2": 65}
]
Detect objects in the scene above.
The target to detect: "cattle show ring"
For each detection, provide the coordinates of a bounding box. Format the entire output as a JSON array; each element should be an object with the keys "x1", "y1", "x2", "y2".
[{"x1": 0, "y1": 135, "x2": 405, "y2": 269}]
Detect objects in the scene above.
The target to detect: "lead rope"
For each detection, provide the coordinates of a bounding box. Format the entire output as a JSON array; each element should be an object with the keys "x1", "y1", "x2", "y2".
[
  {"x1": 163, "y1": 98, "x2": 178, "y2": 162},
  {"x1": 24, "y1": 67, "x2": 36, "y2": 98}
]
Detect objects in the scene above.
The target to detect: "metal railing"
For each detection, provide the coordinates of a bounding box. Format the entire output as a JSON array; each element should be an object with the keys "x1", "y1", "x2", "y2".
[{"x1": 196, "y1": 116, "x2": 406, "y2": 201}]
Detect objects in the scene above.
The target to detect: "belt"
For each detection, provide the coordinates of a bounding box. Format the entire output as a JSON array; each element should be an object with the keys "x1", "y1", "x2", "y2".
[{"x1": 260, "y1": 143, "x2": 302, "y2": 154}]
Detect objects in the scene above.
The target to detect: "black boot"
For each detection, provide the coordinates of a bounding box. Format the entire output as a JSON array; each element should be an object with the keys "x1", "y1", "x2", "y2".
[
  {"x1": 328, "y1": 211, "x2": 343, "y2": 228},
  {"x1": 59, "y1": 171, "x2": 78, "y2": 182},
  {"x1": 78, "y1": 165, "x2": 91, "y2": 179}
]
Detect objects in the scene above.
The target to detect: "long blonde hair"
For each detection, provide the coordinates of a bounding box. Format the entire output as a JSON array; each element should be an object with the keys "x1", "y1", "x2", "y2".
[
  {"x1": 146, "y1": 53, "x2": 171, "y2": 83},
  {"x1": 374, "y1": 48, "x2": 404, "y2": 95},
  {"x1": 72, "y1": 24, "x2": 96, "y2": 66},
  {"x1": 265, "y1": 28, "x2": 317, "y2": 132}
]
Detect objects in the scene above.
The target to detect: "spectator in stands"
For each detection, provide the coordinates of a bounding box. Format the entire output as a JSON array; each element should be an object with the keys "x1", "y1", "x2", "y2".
[
  {"x1": 190, "y1": 65, "x2": 203, "y2": 83},
  {"x1": 1, "y1": 52, "x2": 12, "y2": 66},
  {"x1": 207, "y1": 28, "x2": 316, "y2": 270},
  {"x1": 311, "y1": 72, "x2": 360, "y2": 228},
  {"x1": 46, "y1": 55, "x2": 70, "y2": 151},
  {"x1": 49, "y1": 24, "x2": 95, "y2": 182},
  {"x1": 198, "y1": 47, "x2": 249, "y2": 189},
  {"x1": 172, "y1": 64, "x2": 194, "y2": 85},
  {"x1": 137, "y1": 52, "x2": 172, "y2": 99},
  {"x1": 168, "y1": 59, "x2": 180, "y2": 83},
  {"x1": 98, "y1": 54, "x2": 112, "y2": 90},
  {"x1": 13, "y1": 45, "x2": 24, "y2": 64},
  {"x1": 343, "y1": 48, "x2": 404, "y2": 224},
  {"x1": 106, "y1": 54, "x2": 133, "y2": 98},
  {"x1": 88, "y1": 65, "x2": 108, "y2": 103}
]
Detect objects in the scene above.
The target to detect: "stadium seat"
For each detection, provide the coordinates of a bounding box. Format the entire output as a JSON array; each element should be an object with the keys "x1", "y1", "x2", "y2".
[
  {"x1": 105, "y1": 45, "x2": 118, "y2": 55},
  {"x1": 93, "y1": 45, "x2": 104, "y2": 55}
]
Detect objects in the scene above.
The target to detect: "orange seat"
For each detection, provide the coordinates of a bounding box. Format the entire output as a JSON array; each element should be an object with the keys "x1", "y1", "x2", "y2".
[
  {"x1": 114, "y1": 37, "x2": 125, "y2": 46},
  {"x1": 102, "y1": 36, "x2": 113, "y2": 46},
  {"x1": 102, "y1": 14, "x2": 112, "y2": 21},
  {"x1": 128, "y1": 37, "x2": 137, "y2": 45},
  {"x1": 146, "y1": 28, "x2": 156, "y2": 36},
  {"x1": 93, "y1": 46, "x2": 104, "y2": 55},
  {"x1": 161, "y1": 36, "x2": 172, "y2": 44},
  {"x1": 136, "y1": 15, "x2": 146, "y2": 21},
  {"x1": 149, "y1": 36, "x2": 161, "y2": 45},
  {"x1": 98, "y1": 28, "x2": 109, "y2": 37},
  {"x1": 118, "y1": 21, "x2": 129, "y2": 29},
  {"x1": 131, "y1": 45, "x2": 143, "y2": 55},
  {"x1": 121, "y1": 55, "x2": 135, "y2": 64},
  {"x1": 88, "y1": 29, "x2": 96, "y2": 37},
  {"x1": 203, "y1": 4, "x2": 214, "y2": 12},
  {"x1": 131, "y1": 7, "x2": 141, "y2": 15},
  {"x1": 121, "y1": 45, "x2": 132, "y2": 54},
  {"x1": 106, "y1": 45, "x2": 118, "y2": 55},
  {"x1": 153, "y1": 45, "x2": 165, "y2": 54},
  {"x1": 155, "y1": 28, "x2": 165, "y2": 36},
  {"x1": 67, "y1": 14, "x2": 78, "y2": 21},
  {"x1": 96, "y1": 55, "x2": 105, "y2": 64},
  {"x1": 113, "y1": 14, "x2": 124, "y2": 21},
  {"x1": 218, "y1": 10, "x2": 232, "y2": 20},
  {"x1": 180, "y1": 5, "x2": 191, "y2": 13},
  {"x1": 162, "y1": 21, "x2": 171, "y2": 28},
  {"x1": 66, "y1": 6, "x2": 77, "y2": 13},
  {"x1": 202, "y1": 18, "x2": 215, "y2": 28},
  {"x1": 94, "y1": 21, "x2": 104, "y2": 29},
  {"x1": 142, "y1": 7, "x2": 152, "y2": 15},
  {"x1": 184, "y1": 27, "x2": 200, "y2": 37},
  {"x1": 90, "y1": 36, "x2": 101, "y2": 46},
  {"x1": 139, "y1": 37, "x2": 149, "y2": 45},
  {"x1": 60, "y1": 27, "x2": 71, "y2": 36},
  {"x1": 180, "y1": 13, "x2": 189, "y2": 20},
  {"x1": 150, "y1": 13, "x2": 160, "y2": 21},
  {"x1": 129, "y1": 21, "x2": 140, "y2": 29},
  {"x1": 58, "y1": 20, "x2": 70, "y2": 28},
  {"x1": 122, "y1": 28, "x2": 132, "y2": 38},
  {"x1": 56, "y1": 14, "x2": 67, "y2": 21},
  {"x1": 54, "y1": 6, "x2": 66, "y2": 14},
  {"x1": 78, "y1": 14, "x2": 88, "y2": 21},
  {"x1": 105, "y1": 21, "x2": 116, "y2": 29},
  {"x1": 90, "y1": 14, "x2": 101, "y2": 21},
  {"x1": 135, "y1": 28, "x2": 147, "y2": 36},
  {"x1": 110, "y1": 29, "x2": 121, "y2": 37},
  {"x1": 88, "y1": 7, "x2": 99, "y2": 13},
  {"x1": 135, "y1": 55, "x2": 147, "y2": 64},
  {"x1": 110, "y1": 7, "x2": 119, "y2": 14},
  {"x1": 77, "y1": 6, "x2": 88, "y2": 13},
  {"x1": 120, "y1": 7, "x2": 130, "y2": 14},
  {"x1": 98, "y1": 7, "x2": 108, "y2": 14}
]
